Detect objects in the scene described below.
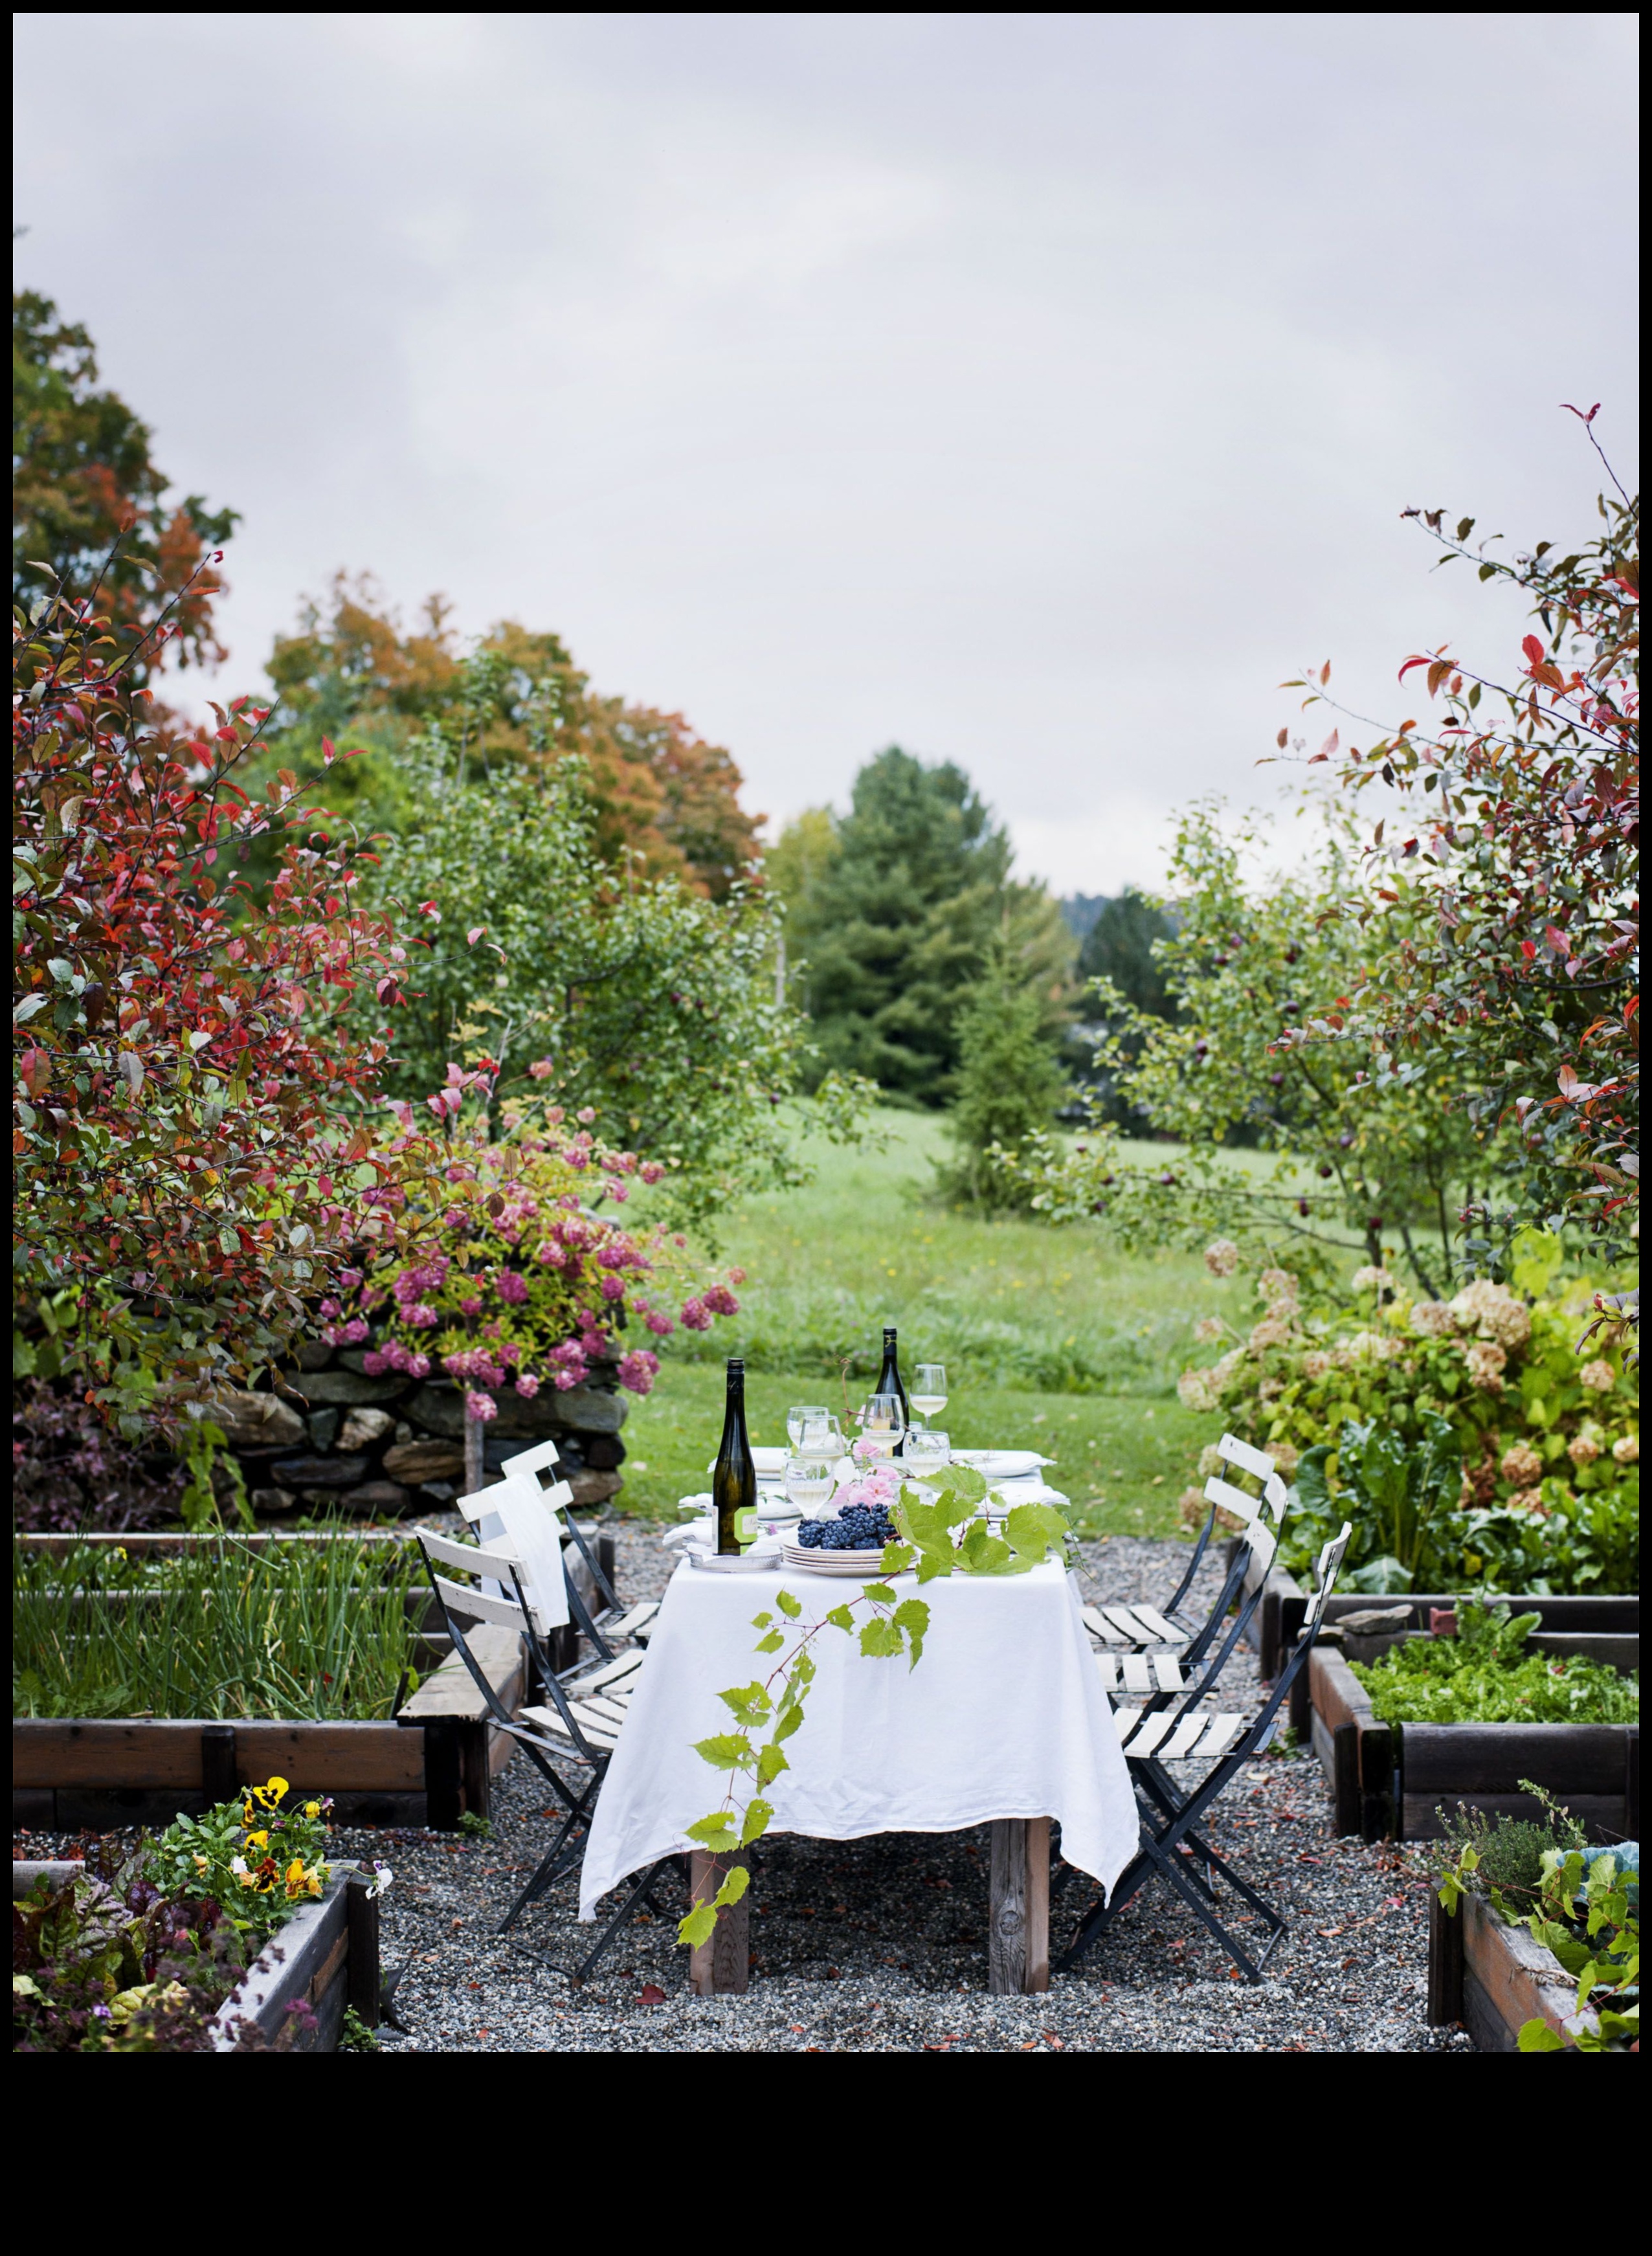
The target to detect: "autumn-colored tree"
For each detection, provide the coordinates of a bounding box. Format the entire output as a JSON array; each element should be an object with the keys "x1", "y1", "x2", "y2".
[
  {"x1": 262, "y1": 575, "x2": 761, "y2": 895},
  {"x1": 13, "y1": 553, "x2": 406, "y2": 1426},
  {"x1": 12, "y1": 290, "x2": 238, "y2": 676},
  {"x1": 1278, "y1": 410, "x2": 1638, "y2": 1279}
]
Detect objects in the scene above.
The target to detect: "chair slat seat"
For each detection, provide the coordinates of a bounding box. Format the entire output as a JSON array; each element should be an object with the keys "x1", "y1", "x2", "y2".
[
  {"x1": 1113, "y1": 1706, "x2": 1143, "y2": 1745},
  {"x1": 1101, "y1": 1604, "x2": 1154, "y2": 1642},
  {"x1": 1152, "y1": 1653, "x2": 1185, "y2": 1692},
  {"x1": 1093, "y1": 1651, "x2": 1119, "y2": 1693},
  {"x1": 1129, "y1": 1605, "x2": 1184, "y2": 1645},
  {"x1": 572, "y1": 1648, "x2": 646, "y2": 1692},
  {"x1": 607, "y1": 1600, "x2": 660, "y2": 1638},
  {"x1": 1121, "y1": 1653, "x2": 1154, "y2": 1694},
  {"x1": 1123, "y1": 1710, "x2": 1177, "y2": 1759},
  {"x1": 1158, "y1": 1712, "x2": 1211, "y2": 1761},
  {"x1": 1082, "y1": 1605, "x2": 1129, "y2": 1645},
  {"x1": 1194, "y1": 1714, "x2": 1244, "y2": 1762}
]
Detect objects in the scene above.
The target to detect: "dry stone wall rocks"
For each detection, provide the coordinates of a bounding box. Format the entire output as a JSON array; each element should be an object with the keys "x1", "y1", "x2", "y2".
[{"x1": 203, "y1": 1341, "x2": 630, "y2": 1522}]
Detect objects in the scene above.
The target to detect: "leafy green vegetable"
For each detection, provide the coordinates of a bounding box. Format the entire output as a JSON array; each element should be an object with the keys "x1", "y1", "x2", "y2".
[{"x1": 1352, "y1": 1602, "x2": 1638, "y2": 1725}]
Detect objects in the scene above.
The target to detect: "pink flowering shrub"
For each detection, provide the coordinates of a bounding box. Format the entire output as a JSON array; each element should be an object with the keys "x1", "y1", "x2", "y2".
[{"x1": 329, "y1": 1100, "x2": 741, "y2": 1409}]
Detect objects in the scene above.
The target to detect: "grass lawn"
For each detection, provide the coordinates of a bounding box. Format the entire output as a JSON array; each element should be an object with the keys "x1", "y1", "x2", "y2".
[{"x1": 620, "y1": 1110, "x2": 1250, "y2": 1537}]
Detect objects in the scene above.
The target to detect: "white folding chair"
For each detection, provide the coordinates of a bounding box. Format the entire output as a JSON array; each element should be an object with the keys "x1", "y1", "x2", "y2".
[{"x1": 414, "y1": 1526, "x2": 677, "y2": 1978}]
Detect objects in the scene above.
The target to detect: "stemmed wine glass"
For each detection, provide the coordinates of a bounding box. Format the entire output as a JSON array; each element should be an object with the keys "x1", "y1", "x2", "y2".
[
  {"x1": 787, "y1": 1403, "x2": 830, "y2": 1449},
  {"x1": 910, "y1": 1364, "x2": 948, "y2": 1429},
  {"x1": 856, "y1": 1392, "x2": 906, "y2": 1462},
  {"x1": 784, "y1": 1453, "x2": 835, "y2": 1519}
]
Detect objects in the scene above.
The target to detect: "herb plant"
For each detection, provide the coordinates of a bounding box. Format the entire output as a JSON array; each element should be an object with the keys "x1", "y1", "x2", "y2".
[{"x1": 12, "y1": 1535, "x2": 426, "y2": 1720}]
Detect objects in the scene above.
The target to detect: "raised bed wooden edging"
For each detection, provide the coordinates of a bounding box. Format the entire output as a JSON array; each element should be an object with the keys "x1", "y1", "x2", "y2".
[
  {"x1": 1302, "y1": 1637, "x2": 1639, "y2": 1842},
  {"x1": 1426, "y1": 1885, "x2": 1619, "y2": 2053},
  {"x1": 12, "y1": 1858, "x2": 382, "y2": 2053},
  {"x1": 12, "y1": 1627, "x2": 527, "y2": 1832}
]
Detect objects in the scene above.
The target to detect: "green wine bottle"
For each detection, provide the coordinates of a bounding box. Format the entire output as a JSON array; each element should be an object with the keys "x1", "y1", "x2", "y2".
[
  {"x1": 713, "y1": 1357, "x2": 759, "y2": 1555},
  {"x1": 876, "y1": 1324, "x2": 909, "y2": 1458}
]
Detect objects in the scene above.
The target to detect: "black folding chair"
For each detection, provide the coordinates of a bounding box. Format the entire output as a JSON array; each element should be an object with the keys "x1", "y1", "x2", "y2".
[
  {"x1": 416, "y1": 1528, "x2": 681, "y2": 1984},
  {"x1": 1056, "y1": 1521, "x2": 1352, "y2": 1984}
]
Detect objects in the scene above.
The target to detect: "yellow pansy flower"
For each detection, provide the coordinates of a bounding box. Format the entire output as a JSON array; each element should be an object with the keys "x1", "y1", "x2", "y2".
[
  {"x1": 304, "y1": 1802, "x2": 320, "y2": 1820},
  {"x1": 245, "y1": 1831, "x2": 269, "y2": 1849},
  {"x1": 251, "y1": 1775, "x2": 289, "y2": 1809}
]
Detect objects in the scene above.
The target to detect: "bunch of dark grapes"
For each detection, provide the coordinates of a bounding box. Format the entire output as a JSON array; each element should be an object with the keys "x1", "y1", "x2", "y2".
[{"x1": 796, "y1": 1504, "x2": 899, "y2": 1552}]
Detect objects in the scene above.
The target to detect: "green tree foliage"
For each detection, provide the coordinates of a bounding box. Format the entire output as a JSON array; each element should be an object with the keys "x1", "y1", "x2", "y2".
[
  {"x1": 261, "y1": 574, "x2": 760, "y2": 898},
  {"x1": 944, "y1": 939, "x2": 1071, "y2": 1207},
  {"x1": 12, "y1": 290, "x2": 238, "y2": 675},
  {"x1": 349, "y1": 708, "x2": 867, "y2": 1237},
  {"x1": 1078, "y1": 888, "x2": 1178, "y2": 1020},
  {"x1": 1007, "y1": 801, "x2": 1491, "y2": 1293},
  {"x1": 771, "y1": 747, "x2": 1074, "y2": 1104}
]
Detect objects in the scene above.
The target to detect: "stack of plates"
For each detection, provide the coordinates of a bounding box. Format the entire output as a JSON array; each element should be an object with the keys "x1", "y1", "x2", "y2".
[{"x1": 778, "y1": 1540, "x2": 901, "y2": 1578}]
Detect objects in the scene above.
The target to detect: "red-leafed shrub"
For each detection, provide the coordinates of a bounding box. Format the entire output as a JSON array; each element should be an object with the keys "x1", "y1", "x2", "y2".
[{"x1": 14, "y1": 555, "x2": 408, "y2": 1425}]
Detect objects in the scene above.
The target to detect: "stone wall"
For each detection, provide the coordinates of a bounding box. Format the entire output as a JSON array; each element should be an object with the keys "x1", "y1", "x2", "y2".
[{"x1": 207, "y1": 1343, "x2": 627, "y2": 1520}]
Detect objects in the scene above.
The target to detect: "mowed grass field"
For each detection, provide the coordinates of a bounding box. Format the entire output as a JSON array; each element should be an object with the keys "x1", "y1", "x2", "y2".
[{"x1": 620, "y1": 1111, "x2": 1260, "y2": 1538}]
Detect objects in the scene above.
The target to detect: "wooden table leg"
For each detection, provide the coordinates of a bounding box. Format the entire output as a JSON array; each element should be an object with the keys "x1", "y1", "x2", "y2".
[
  {"x1": 988, "y1": 1817, "x2": 1051, "y2": 1994},
  {"x1": 687, "y1": 1849, "x2": 750, "y2": 1996}
]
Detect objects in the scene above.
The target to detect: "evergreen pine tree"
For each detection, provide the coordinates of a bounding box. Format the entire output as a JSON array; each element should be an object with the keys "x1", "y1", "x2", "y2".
[{"x1": 945, "y1": 938, "x2": 1070, "y2": 1207}]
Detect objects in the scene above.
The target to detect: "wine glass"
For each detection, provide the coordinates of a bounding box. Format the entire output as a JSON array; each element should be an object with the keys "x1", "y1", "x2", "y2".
[
  {"x1": 905, "y1": 1426, "x2": 950, "y2": 1480},
  {"x1": 787, "y1": 1403, "x2": 830, "y2": 1449},
  {"x1": 798, "y1": 1412, "x2": 843, "y2": 1460},
  {"x1": 857, "y1": 1392, "x2": 906, "y2": 1462},
  {"x1": 785, "y1": 1452, "x2": 835, "y2": 1519},
  {"x1": 910, "y1": 1363, "x2": 948, "y2": 1429}
]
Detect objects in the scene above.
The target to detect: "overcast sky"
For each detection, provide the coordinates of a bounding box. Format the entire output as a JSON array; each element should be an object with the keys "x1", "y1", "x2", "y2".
[{"x1": 13, "y1": 12, "x2": 1640, "y2": 893}]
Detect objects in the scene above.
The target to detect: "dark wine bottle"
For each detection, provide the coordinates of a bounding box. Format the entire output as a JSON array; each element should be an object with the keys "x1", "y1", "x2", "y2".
[
  {"x1": 876, "y1": 1324, "x2": 909, "y2": 1457},
  {"x1": 713, "y1": 1357, "x2": 758, "y2": 1556}
]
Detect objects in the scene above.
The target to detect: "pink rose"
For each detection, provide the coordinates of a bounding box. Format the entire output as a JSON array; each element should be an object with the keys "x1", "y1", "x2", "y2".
[{"x1": 464, "y1": 1390, "x2": 498, "y2": 1424}]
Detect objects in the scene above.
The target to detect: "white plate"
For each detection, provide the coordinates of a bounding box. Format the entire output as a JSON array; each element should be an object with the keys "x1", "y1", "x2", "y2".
[
  {"x1": 778, "y1": 1543, "x2": 902, "y2": 1577},
  {"x1": 954, "y1": 1449, "x2": 1048, "y2": 1480}
]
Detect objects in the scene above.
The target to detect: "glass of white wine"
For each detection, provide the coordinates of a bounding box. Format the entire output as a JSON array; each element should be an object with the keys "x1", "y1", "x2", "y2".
[
  {"x1": 904, "y1": 1426, "x2": 950, "y2": 1481},
  {"x1": 785, "y1": 1452, "x2": 835, "y2": 1519},
  {"x1": 798, "y1": 1412, "x2": 843, "y2": 1460},
  {"x1": 858, "y1": 1392, "x2": 906, "y2": 1461},
  {"x1": 910, "y1": 1363, "x2": 948, "y2": 1429}
]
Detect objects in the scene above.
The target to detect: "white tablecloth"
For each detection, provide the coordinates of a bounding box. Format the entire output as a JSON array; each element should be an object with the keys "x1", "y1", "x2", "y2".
[{"x1": 578, "y1": 1557, "x2": 1138, "y2": 1919}]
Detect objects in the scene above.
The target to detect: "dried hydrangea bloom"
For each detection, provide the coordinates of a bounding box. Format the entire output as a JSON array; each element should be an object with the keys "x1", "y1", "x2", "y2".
[
  {"x1": 1350, "y1": 1264, "x2": 1396, "y2": 1295},
  {"x1": 1466, "y1": 1339, "x2": 1508, "y2": 1390},
  {"x1": 1203, "y1": 1238, "x2": 1240, "y2": 1278},
  {"x1": 1300, "y1": 1350, "x2": 1334, "y2": 1381},
  {"x1": 1509, "y1": 1486, "x2": 1548, "y2": 1515},
  {"x1": 1257, "y1": 1267, "x2": 1300, "y2": 1310},
  {"x1": 1177, "y1": 1487, "x2": 1207, "y2": 1531},
  {"x1": 1197, "y1": 1444, "x2": 1225, "y2": 1479},
  {"x1": 1579, "y1": 1359, "x2": 1617, "y2": 1393},
  {"x1": 1409, "y1": 1299, "x2": 1456, "y2": 1338},
  {"x1": 1249, "y1": 1316, "x2": 1293, "y2": 1353},
  {"x1": 1612, "y1": 1433, "x2": 1638, "y2": 1464},
  {"x1": 1192, "y1": 1315, "x2": 1227, "y2": 1345},
  {"x1": 1212, "y1": 1349, "x2": 1246, "y2": 1386},
  {"x1": 1258, "y1": 1377, "x2": 1285, "y2": 1402},
  {"x1": 1449, "y1": 1277, "x2": 1532, "y2": 1350},
  {"x1": 1500, "y1": 1442, "x2": 1544, "y2": 1487},
  {"x1": 1176, "y1": 1367, "x2": 1222, "y2": 1413},
  {"x1": 1567, "y1": 1433, "x2": 1602, "y2": 1465},
  {"x1": 1270, "y1": 1440, "x2": 1300, "y2": 1480}
]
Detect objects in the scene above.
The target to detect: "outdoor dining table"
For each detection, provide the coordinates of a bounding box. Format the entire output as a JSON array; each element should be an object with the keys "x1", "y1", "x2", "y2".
[{"x1": 578, "y1": 1547, "x2": 1139, "y2": 1994}]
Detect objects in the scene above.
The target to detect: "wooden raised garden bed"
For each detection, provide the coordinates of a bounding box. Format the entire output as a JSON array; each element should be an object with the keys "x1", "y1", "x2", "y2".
[
  {"x1": 1226, "y1": 1549, "x2": 1640, "y2": 1841},
  {"x1": 12, "y1": 1627, "x2": 527, "y2": 1833},
  {"x1": 1425, "y1": 1884, "x2": 1620, "y2": 2054},
  {"x1": 1297, "y1": 1598, "x2": 1638, "y2": 1844},
  {"x1": 12, "y1": 1857, "x2": 383, "y2": 2053},
  {"x1": 12, "y1": 1519, "x2": 614, "y2": 1830}
]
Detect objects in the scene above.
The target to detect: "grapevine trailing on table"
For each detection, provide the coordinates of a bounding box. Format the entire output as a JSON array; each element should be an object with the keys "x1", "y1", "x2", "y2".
[{"x1": 677, "y1": 1460, "x2": 1070, "y2": 1949}]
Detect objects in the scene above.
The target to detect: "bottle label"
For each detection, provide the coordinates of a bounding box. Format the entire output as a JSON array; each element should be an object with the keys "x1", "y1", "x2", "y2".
[{"x1": 733, "y1": 1504, "x2": 759, "y2": 1552}]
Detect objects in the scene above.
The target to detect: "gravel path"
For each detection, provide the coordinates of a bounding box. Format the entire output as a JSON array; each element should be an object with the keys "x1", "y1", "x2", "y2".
[
  {"x1": 14, "y1": 1523, "x2": 1472, "y2": 2052},
  {"x1": 335, "y1": 1524, "x2": 1471, "y2": 2053}
]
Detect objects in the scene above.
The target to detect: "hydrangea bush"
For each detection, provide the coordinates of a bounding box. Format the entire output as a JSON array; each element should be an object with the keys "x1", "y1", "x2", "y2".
[
  {"x1": 325, "y1": 1086, "x2": 742, "y2": 1416},
  {"x1": 1178, "y1": 1246, "x2": 1638, "y2": 1593}
]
